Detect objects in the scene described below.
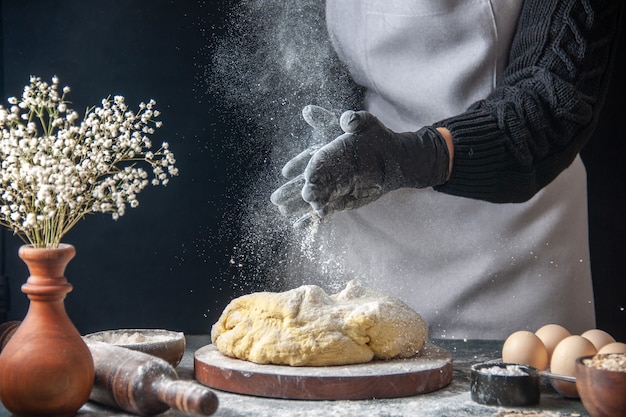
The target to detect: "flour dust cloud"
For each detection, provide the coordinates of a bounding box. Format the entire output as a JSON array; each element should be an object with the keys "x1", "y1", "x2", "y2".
[{"x1": 202, "y1": 1, "x2": 362, "y2": 293}]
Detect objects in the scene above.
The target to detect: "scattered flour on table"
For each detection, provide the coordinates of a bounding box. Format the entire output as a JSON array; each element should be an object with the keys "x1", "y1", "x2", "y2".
[
  {"x1": 214, "y1": 390, "x2": 474, "y2": 417},
  {"x1": 494, "y1": 412, "x2": 582, "y2": 417}
]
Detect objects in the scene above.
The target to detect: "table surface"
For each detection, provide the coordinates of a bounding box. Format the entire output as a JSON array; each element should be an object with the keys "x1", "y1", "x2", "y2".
[{"x1": 1, "y1": 336, "x2": 590, "y2": 417}]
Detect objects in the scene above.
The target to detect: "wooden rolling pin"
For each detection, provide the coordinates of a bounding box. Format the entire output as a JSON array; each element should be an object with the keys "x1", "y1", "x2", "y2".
[
  {"x1": 85, "y1": 340, "x2": 218, "y2": 416},
  {"x1": 0, "y1": 322, "x2": 218, "y2": 416}
]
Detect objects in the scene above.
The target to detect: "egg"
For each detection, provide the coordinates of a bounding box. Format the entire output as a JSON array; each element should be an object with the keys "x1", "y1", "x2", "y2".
[
  {"x1": 597, "y1": 341, "x2": 626, "y2": 354},
  {"x1": 535, "y1": 324, "x2": 570, "y2": 361},
  {"x1": 581, "y1": 329, "x2": 616, "y2": 351},
  {"x1": 550, "y1": 335, "x2": 597, "y2": 397},
  {"x1": 502, "y1": 330, "x2": 549, "y2": 370}
]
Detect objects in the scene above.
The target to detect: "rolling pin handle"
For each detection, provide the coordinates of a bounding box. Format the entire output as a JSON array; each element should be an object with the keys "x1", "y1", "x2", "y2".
[{"x1": 156, "y1": 379, "x2": 219, "y2": 416}]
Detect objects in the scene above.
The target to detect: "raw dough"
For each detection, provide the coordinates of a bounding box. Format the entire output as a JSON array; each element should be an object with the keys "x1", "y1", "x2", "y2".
[{"x1": 211, "y1": 280, "x2": 428, "y2": 366}]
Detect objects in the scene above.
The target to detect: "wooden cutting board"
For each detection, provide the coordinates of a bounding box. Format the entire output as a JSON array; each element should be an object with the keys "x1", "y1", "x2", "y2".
[{"x1": 194, "y1": 343, "x2": 452, "y2": 400}]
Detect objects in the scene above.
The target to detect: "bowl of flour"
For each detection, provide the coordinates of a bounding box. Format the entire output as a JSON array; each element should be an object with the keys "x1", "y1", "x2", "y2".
[{"x1": 84, "y1": 328, "x2": 186, "y2": 367}]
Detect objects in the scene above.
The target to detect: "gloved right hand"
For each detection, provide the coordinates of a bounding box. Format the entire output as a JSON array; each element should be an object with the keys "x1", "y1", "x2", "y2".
[
  {"x1": 301, "y1": 110, "x2": 450, "y2": 218},
  {"x1": 270, "y1": 105, "x2": 342, "y2": 225}
]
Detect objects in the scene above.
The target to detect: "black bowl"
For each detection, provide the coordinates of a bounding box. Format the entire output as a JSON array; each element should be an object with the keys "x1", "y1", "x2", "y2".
[{"x1": 470, "y1": 361, "x2": 541, "y2": 406}]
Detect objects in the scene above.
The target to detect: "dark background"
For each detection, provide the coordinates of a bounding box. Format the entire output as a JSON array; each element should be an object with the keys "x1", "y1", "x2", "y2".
[
  {"x1": 0, "y1": 0, "x2": 252, "y2": 335},
  {"x1": 0, "y1": 1, "x2": 623, "y2": 341}
]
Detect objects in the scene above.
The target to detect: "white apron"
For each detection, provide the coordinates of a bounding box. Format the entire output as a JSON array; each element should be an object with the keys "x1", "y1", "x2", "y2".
[{"x1": 322, "y1": 0, "x2": 595, "y2": 339}]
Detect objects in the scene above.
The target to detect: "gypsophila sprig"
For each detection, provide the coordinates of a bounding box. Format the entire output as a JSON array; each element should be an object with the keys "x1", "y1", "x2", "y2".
[{"x1": 0, "y1": 76, "x2": 178, "y2": 248}]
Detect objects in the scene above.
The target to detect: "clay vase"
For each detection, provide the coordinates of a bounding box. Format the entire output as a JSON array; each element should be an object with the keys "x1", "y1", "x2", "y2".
[{"x1": 0, "y1": 244, "x2": 94, "y2": 417}]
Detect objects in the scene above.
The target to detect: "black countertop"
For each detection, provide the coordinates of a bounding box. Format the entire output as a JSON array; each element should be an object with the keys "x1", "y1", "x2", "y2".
[{"x1": 1, "y1": 336, "x2": 589, "y2": 417}]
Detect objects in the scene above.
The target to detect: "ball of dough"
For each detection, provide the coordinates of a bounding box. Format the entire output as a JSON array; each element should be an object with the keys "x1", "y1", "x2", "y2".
[{"x1": 211, "y1": 280, "x2": 429, "y2": 366}]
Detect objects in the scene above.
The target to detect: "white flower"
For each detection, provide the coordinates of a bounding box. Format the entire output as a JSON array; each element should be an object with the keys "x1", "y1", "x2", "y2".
[{"x1": 0, "y1": 76, "x2": 178, "y2": 248}]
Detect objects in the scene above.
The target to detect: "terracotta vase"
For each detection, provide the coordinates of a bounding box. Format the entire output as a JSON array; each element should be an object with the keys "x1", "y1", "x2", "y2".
[{"x1": 0, "y1": 244, "x2": 94, "y2": 417}]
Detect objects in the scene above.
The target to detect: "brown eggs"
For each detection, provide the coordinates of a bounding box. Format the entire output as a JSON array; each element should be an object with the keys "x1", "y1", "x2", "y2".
[
  {"x1": 550, "y1": 335, "x2": 597, "y2": 397},
  {"x1": 535, "y1": 324, "x2": 570, "y2": 361},
  {"x1": 581, "y1": 329, "x2": 616, "y2": 351},
  {"x1": 502, "y1": 330, "x2": 549, "y2": 371},
  {"x1": 597, "y1": 342, "x2": 626, "y2": 354}
]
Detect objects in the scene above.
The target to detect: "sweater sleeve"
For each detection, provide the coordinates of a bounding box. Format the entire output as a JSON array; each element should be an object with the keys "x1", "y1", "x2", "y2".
[{"x1": 433, "y1": 0, "x2": 623, "y2": 203}]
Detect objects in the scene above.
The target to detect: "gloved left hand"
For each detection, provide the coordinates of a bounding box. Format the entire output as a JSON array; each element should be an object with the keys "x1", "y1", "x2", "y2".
[
  {"x1": 270, "y1": 105, "x2": 342, "y2": 226},
  {"x1": 301, "y1": 110, "x2": 450, "y2": 218}
]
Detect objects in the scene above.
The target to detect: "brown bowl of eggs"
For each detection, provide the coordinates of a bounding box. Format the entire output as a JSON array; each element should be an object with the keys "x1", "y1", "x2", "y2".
[
  {"x1": 84, "y1": 329, "x2": 186, "y2": 367},
  {"x1": 576, "y1": 353, "x2": 626, "y2": 417}
]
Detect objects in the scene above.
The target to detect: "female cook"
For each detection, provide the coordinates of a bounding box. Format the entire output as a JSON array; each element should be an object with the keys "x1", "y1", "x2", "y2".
[{"x1": 271, "y1": 0, "x2": 622, "y2": 339}]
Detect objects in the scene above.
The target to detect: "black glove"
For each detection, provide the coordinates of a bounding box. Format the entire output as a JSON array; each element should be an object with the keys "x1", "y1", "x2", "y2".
[
  {"x1": 301, "y1": 110, "x2": 450, "y2": 218},
  {"x1": 280, "y1": 105, "x2": 342, "y2": 179},
  {"x1": 270, "y1": 105, "x2": 342, "y2": 225}
]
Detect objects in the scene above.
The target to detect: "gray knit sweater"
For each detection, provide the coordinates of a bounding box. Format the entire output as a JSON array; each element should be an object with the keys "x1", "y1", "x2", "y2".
[
  {"x1": 433, "y1": 0, "x2": 623, "y2": 202},
  {"x1": 215, "y1": 0, "x2": 622, "y2": 203}
]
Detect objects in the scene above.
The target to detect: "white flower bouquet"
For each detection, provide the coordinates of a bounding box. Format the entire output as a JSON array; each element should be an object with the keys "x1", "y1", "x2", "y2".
[{"x1": 0, "y1": 76, "x2": 178, "y2": 248}]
